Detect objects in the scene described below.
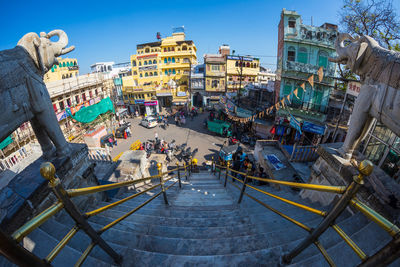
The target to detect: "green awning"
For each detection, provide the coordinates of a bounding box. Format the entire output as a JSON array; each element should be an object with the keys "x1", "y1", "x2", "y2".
[
  {"x1": 0, "y1": 136, "x2": 13, "y2": 150},
  {"x1": 67, "y1": 97, "x2": 115, "y2": 124}
]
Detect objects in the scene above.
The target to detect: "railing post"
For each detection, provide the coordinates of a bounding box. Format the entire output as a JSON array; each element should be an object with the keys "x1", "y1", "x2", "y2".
[
  {"x1": 238, "y1": 164, "x2": 252, "y2": 204},
  {"x1": 218, "y1": 163, "x2": 222, "y2": 180},
  {"x1": 157, "y1": 163, "x2": 169, "y2": 205},
  {"x1": 184, "y1": 162, "x2": 188, "y2": 180},
  {"x1": 282, "y1": 160, "x2": 374, "y2": 264},
  {"x1": 224, "y1": 161, "x2": 230, "y2": 187},
  {"x1": 176, "y1": 162, "x2": 182, "y2": 188},
  {"x1": 211, "y1": 156, "x2": 215, "y2": 173},
  {"x1": 39, "y1": 162, "x2": 122, "y2": 265},
  {"x1": 189, "y1": 156, "x2": 193, "y2": 175}
]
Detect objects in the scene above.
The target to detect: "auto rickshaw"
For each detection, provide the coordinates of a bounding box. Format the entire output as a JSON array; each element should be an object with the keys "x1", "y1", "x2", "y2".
[
  {"x1": 100, "y1": 133, "x2": 116, "y2": 148},
  {"x1": 219, "y1": 144, "x2": 239, "y2": 165},
  {"x1": 115, "y1": 125, "x2": 128, "y2": 139}
]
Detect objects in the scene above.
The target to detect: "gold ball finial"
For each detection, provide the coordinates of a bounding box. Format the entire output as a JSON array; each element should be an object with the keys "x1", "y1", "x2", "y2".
[
  {"x1": 40, "y1": 162, "x2": 56, "y2": 181},
  {"x1": 247, "y1": 163, "x2": 252, "y2": 171},
  {"x1": 157, "y1": 163, "x2": 162, "y2": 170},
  {"x1": 358, "y1": 160, "x2": 374, "y2": 176}
]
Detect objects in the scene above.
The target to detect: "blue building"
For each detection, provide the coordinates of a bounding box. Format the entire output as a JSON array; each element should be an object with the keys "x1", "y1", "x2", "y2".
[{"x1": 274, "y1": 9, "x2": 338, "y2": 144}]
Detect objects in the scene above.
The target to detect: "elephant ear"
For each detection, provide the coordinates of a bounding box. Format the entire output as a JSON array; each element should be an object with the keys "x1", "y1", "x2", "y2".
[{"x1": 353, "y1": 42, "x2": 368, "y2": 71}]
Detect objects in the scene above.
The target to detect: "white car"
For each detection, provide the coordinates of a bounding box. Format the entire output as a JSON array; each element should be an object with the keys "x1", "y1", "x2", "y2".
[{"x1": 140, "y1": 116, "x2": 158, "y2": 128}]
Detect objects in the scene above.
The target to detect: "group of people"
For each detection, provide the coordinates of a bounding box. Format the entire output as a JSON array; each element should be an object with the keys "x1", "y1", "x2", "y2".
[{"x1": 174, "y1": 111, "x2": 186, "y2": 126}]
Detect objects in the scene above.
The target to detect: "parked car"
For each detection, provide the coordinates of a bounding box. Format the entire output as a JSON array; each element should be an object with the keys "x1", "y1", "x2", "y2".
[
  {"x1": 140, "y1": 116, "x2": 158, "y2": 128},
  {"x1": 115, "y1": 126, "x2": 128, "y2": 139}
]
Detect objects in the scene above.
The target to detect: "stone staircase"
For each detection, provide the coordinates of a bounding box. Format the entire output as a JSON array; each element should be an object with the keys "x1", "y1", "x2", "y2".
[{"x1": 1, "y1": 170, "x2": 397, "y2": 266}]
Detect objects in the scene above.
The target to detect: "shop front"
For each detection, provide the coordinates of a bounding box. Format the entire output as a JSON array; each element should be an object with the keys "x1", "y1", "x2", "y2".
[
  {"x1": 156, "y1": 91, "x2": 173, "y2": 108},
  {"x1": 144, "y1": 100, "x2": 159, "y2": 115}
]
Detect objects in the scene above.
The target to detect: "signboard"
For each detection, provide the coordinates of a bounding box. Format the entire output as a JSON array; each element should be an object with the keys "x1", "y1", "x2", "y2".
[
  {"x1": 135, "y1": 99, "x2": 145, "y2": 104},
  {"x1": 177, "y1": 91, "x2": 187, "y2": 97},
  {"x1": 144, "y1": 100, "x2": 158, "y2": 106},
  {"x1": 139, "y1": 65, "x2": 157, "y2": 71},
  {"x1": 56, "y1": 110, "x2": 69, "y2": 121},
  {"x1": 227, "y1": 55, "x2": 254, "y2": 61},
  {"x1": 289, "y1": 114, "x2": 302, "y2": 134},
  {"x1": 137, "y1": 53, "x2": 158, "y2": 59},
  {"x1": 302, "y1": 121, "x2": 326, "y2": 135},
  {"x1": 156, "y1": 92, "x2": 172, "y2": 96},
  {"x1": 346, "y1": 81, "x2": 361, "y2": 97}
]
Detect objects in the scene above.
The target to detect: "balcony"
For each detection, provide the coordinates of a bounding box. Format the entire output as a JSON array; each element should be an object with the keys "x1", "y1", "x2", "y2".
[
  {"x1": 206, "y1": 86, "x2": 225, "y2": 92},
  {"x1": 162, "y1": 50, "x2": 196, "y2": 57},
  {"x1": 285, "y1": 24, "x2": 337, "y2": 48},
  {"x1": 285, "y1": 61, "x2": 335, "y2": 77}
]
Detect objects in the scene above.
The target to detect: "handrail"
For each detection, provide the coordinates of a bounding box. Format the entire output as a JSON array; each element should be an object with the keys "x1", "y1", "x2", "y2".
[
  {"x1": 314, "y1": 240, "x2": 336, "y2": 267},
  {"x1": 85, "y1": 183, "x2": 161, "y2": 217},
  {"x1": 228, "y1": 174, "x2": 326, "y2": 216},
  {"x1": 331, "y1": 224, "x2": 367, "y2": 260},
  {"x1": 12, "y1": 202, "x2": 64, "y2": 242},
  {"x1": 75, "y1": 242, "x2": 95, "y2": 267},
  {"x1": 217, "y1": 164, "x2": 346, "y2": 194},
  {"x1": 350, "y1": 198, "x2": 400, "y2": 237},
  {"x1": 46, "y1": 226, "x2": 79, "y2": 263}
]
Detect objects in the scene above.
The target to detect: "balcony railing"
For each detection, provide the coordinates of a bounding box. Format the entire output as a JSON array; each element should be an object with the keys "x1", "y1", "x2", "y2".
[{"x1": 285, "y1": 61, "x2": 335, "y2": 77}]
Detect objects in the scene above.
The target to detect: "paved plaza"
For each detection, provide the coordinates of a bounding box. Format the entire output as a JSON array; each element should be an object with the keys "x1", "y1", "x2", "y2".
[{"x1": 109, "y1": 112, "x2": 228, "y2": 166}]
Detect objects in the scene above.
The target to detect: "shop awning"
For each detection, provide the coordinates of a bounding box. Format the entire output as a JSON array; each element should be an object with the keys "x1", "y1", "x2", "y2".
[
  {"x1": 67, "y1": 97, "x2": 115, "y2": 124},
  {"x1": 0, "y1": 136, "x2": 13, "y2": 150}
]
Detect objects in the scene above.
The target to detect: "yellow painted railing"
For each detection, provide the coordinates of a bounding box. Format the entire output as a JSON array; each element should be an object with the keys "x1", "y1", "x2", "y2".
[
  {"x1": 6, "y1": 161, "x2": 189, "y2": 267},
  {"x1": 213, "y1": 160, "x2": 399, "y2": 267}
]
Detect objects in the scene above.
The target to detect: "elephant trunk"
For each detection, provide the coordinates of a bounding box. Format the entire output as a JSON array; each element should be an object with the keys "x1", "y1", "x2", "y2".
[{"x1": 46, "y1": 29, "x2": 75, "y2": 55}]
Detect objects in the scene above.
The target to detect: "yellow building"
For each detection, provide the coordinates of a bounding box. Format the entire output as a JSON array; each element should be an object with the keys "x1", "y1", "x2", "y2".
[
  {"x1": 44, "y1": 57, "x2": 79, "y2": 83},
  {"x1": 124, "y1": 27, "x2": 197, "y2": 114},
  {"x1": 226, "y1": 55, "x2": 260, "y2": 91}
]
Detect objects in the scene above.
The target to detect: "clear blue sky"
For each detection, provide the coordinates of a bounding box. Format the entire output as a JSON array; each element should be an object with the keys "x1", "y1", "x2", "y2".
[{"x1": 0, "y1": 0, "x2": 392, "y2": 73}]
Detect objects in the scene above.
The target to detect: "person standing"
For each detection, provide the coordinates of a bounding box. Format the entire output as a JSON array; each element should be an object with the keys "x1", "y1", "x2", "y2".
[{"x1": 155, "y1": 132, "x2": 158, "y2": 141}]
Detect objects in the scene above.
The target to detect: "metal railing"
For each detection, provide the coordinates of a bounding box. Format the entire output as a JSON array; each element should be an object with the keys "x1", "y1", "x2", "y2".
[
  {"x1": 1, "y1": 161, "x2": 190, "y2": 267},
  {"x1": 212, "y1": 160, "x2": 400, "y2": 267}
]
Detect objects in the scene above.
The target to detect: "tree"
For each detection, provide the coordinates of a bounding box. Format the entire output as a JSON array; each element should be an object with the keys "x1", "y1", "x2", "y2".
[{"x1": 339, "y1": 0, "x2": 400, "y2": 51}]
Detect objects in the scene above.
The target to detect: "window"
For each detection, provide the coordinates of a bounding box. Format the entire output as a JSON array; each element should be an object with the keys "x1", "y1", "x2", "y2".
[
  {"x1": 133, "y1": 71, "x2": 137, "y2": 75},
  {"x1": 132, "y1": 61, "x2": 136, "y2": 66},
  {"x1": 207, "y1": 80, "x2": 210, "y2": 86},
  {"x1": 139, "y1": 61, "x2": 142, "y2": 66},
  {"x1": 82, "y1": 93, "x2": 86, "y2": 101},
  {"x1": 164, "y1": 48, "x2": 167, "y2": 52},
  {"x1": 145, "y1": 72, "x2": 148, "y2": 77},
  {"x1": 172, "y1": 57, "x2": 175, "y2": 63},
  {"x1": 178, "y1": 70, "x2": 180, "y2": 74},
  {"x1": 318, "y1": 51, "x2": 329, "y2": 68},
  {"x1": 182, "y1": 46, "x2": 187, "y2": 51},
  {"x1": 66, "y1": 98, "x2": 71, "y2": 107},
  {"x1": 149, "y1": 72, "x2": 153, "y2": 76},
  {"x1": 145, "y1": 48, "x2": 150, "y2": 53},
  {"x1": 172, "y1": 69, "x2": 176, "y2": 74},
  {"x1": 95, "y1": 89, "x2": 98, "y2": 96},
  {"x1": 288, "y1": 17, "x2": 296, "y2": 28},
  {"x1": 168, "y1": 57, "x2": 171, "y2": 62},
  {"x1": 59, "y1": 101, "x2": 64, "y2": 110},
  {"x1": 62, "y1": 62, "x2": 66, "y2": 67},
  {"x1": 144, "y1": 61, "x2": 147, "y2": 65},
  {"x1": 62, "y1": 74, "x2": 65, "y2": 79},
  {"x1": 164, "y1": 58, "x2": 167, "y2": 63},
  {"x1": 298, "y1": 47, "x2": 308, "y2": 64},
  {"x1": 153, "y1": 59, "x2": 157, "y2": 64},
  {"x1": 212, "y1": 65, "x2": 220, "y2": 71},
  {"x1": 246, "y1": 62, "x2": 250, "y2": 67},
  {"x1": 165, "y1": 70, "x2": 168, "y2": 75},
  {"x1": 140, "y1": 73, "x2": 143, "y2": 77},
  {"x1": 287, "y1": 46, "x2": 296, "y2": 62},
  {"x1": 89, "y1": 91, "x2": 93, "y2": 98},
  {"x1": 235, "y1": 61, "x2": 239, "y2": 67},
  {"x1": 108, "y1": 66, "x2": 112, "y2": 71},
  {"x1": 75, "y1": 95, "x2": 80, "y2": 103},
  {"x1": 154, "y1": 71, "x2": 158, "y2": 76},
  {"x1": 74, "y1": 61, "x2": 77, "y2": 66}
]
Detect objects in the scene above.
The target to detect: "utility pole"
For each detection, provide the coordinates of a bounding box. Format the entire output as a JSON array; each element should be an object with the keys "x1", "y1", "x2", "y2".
[
  {"x1": 188, "y1": 60, "x2": 192, "y2": 108},
  {"x1": 237, "y1": 56, "x2": 244, "y2": 107}
]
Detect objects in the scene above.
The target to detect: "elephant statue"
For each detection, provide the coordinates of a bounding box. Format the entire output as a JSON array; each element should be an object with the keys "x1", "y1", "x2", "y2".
[
  {"x1": 0, "y1": 30, "x2": 75, "y2": 159},
  {"x1": 329, "y1": 33, "x2": 400, "y2": 159}
]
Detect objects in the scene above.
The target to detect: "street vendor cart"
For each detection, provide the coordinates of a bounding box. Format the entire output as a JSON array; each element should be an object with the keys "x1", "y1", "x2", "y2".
[{"x1": 207, "y1": 120, "x2": 232, "y2": 137}]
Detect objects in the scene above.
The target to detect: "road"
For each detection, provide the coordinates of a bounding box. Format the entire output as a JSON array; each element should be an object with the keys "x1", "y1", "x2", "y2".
[{"x1": 110, "y1": 113, "x2": 228, "y2": 166}]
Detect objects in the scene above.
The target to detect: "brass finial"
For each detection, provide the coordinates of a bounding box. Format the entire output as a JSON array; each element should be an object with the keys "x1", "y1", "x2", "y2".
[
  {"x1": 247, "y1": 163, "x2": 252, "y2": 171},
  {"x1": 40, "y1": 162, "x2": 56, "y2": 181},
  {"x1": 176, "y1": 162, "x2": 179, "y2": 166},
  {"x1": 157, "y1": 162, "x2": 162, "y2": 170},
  {"x1": 358, "y1": 160, "x2": 374, "y2": 176}
]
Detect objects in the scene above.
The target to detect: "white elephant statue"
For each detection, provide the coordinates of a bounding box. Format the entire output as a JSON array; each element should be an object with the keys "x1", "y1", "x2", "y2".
[
  {"x1": 0, "y1": 30, "x2": 75, "y2": 159},
  {"x1": 329, "y1": 33, "x2": 400, "y2": 159}
]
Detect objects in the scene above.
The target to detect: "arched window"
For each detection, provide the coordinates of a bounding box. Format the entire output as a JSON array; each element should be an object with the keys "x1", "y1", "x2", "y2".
[
  {"x1": 165, "y1": 70, "x2": 168, "y2": 75},
  {"x1": 140, "y1": 73, "x2": 143, "y2": 77},
  {"x1": 172, "y1": 69, "x2": 176, "y2": 74},
  {"x1": 74, "y1": 61, "x2": 77, "y2": 66},
  {"x1": 144, "y1": 61, "x2": 147, "y2": 65},
  {"x1": 287, "y1": 46, "x2": 296, "y2": 62},
  {"x1": 235, "y1": 61, "x2": 239, "y2": 67},
  {"x1": 154, "y1": 71, "x2": 158, "y2": 76},
  {"x1": 298, "y1": 47, "x2": 308, "y2": 64},
  {"x1": 62, "y1": 74, "x2": 65, "y2": 79},
  {"x1": 172, "y1": 57, "x2": 175, "y2": 63},
  {"x1": 168, "y1": 57, "x2": 171, "y2": 62},
  {"x1": 182, "y1": 46, "x2": 187, "y2": 51},
  {"x1": 164, "y1": 58, "x2": 167, "y2": 63},
  {"x1": 139, "y1": 61, "x2": 142, "y2": 66},
  {"x1": 288, "y1": 17, "x2": 296, "y2": 28},
  {"x1": 70, "y1": 73, "x2": 72, "y2": 77},
  {"x1": 62, "y1": 62, "x2": 66, "y2": 67},
  {"x1": 145, "y1": 48, "x2": 150, "y2": 53},
  {"x1": 246, "y1": 62, "x2": 250, "y2": 67},
  {"x1": 133, "y1": 71, "x2": 137, "y2": 75},
  {"x1": 59, "y1": 63, "x2": 62, "y2": 67},
  {"x1": 318, "y1": 50, "x2": 329, "y2": 68},
  {"x1": 149, "y1": 72, "x2": 153, "y2": 76},
  {"x1": 132, "y1": 61, "x2": 136, "y2": 66},
  {"x1": 153, "y1": 59, "x2": 157, "y2": 64},
  {"x1": 145, "y1": 72, "x2": 148, "y2": 77}
]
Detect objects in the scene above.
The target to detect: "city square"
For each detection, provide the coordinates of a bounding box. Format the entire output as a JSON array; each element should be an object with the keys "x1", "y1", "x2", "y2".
[{"x1": 0, "y1": 0, "x2": 400, "y2": 266}]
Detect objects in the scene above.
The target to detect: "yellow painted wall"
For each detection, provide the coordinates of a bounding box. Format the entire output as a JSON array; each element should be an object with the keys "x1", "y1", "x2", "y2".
[{"x1": 44, "y1": 57, "x2": 79, "y2": 83}]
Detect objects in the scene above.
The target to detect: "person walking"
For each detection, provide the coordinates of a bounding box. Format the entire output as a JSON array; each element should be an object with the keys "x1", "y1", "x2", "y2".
[{"x1": 155, "y1": 132, "x2": 159, "y2": 141}]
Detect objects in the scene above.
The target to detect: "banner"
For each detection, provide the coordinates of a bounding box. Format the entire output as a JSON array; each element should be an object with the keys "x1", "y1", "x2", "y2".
[{"x1": 346, "y1": 81, "x2": 361, "y2": 97}]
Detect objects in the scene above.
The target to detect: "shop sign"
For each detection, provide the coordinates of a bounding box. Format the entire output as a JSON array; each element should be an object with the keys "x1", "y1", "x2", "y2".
[
  {"x1": 157, "y1": 92, "x2": 172, "y2": 96},
  {"x1": 137, "y1": 53, "x2": 158, "y2": 59},
  {"x1": 346, "y1": 81, "x2": 361, "y2": 97},
  {"x1": 144, "y1": 100, "x2": 158, "y2": 106},
  {"x1": 302, "y1": 121, "x2": 326, "y2": 135},
  {"x1": 56, "y1": 110, "x2": 69, "y2": 121},
  {"x1": 177, "y1": 91, "x2": 187, "y2": 97},
  {"x1": 135, "y1": 99, "x2": 145, "y2": 104},
  {"x1": 227, "y1": 55, "x2": 253, "y2": 61},
  {"x1": 289, "y1": 114, "x2": 302, "y2": 134},
  {"x1": 139, "y1": 65, "x2": 157, "y2": 71}
]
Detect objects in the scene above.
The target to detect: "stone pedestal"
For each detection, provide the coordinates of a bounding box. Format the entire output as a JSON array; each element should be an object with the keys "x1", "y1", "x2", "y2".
[
  {"x1": 0, "y1": 143, "x2": 105, "y2": 234},
  {"x1": 301, "y1": 143, "x2": 400, "y2": 222}
]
